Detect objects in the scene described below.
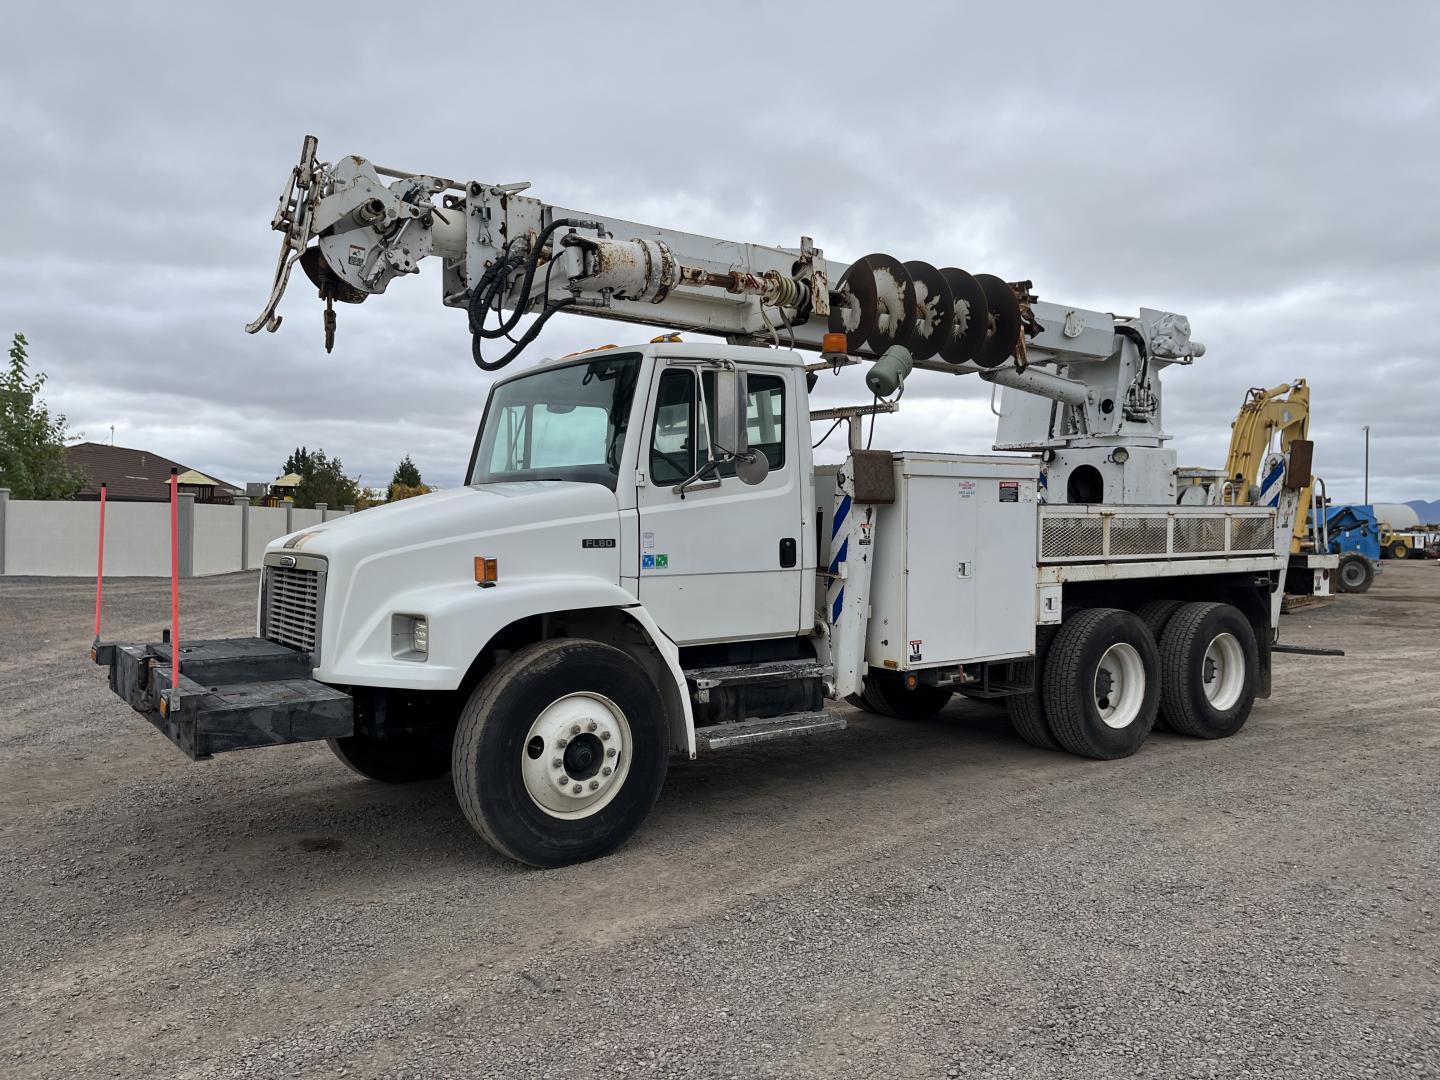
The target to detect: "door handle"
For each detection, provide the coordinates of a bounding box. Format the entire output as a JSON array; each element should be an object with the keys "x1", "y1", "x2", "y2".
[{"x1": 779, "y1": 537, "x2": 797, "y2": 568}]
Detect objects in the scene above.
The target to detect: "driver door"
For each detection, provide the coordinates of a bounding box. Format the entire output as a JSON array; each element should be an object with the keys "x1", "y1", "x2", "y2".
[{"x1": 635, "y1": 361, "x2": 805, "y2": 645}]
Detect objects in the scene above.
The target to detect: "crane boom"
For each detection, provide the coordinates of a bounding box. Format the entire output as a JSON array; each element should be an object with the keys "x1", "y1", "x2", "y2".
[{"x1": 247, "y1": 137, "x2": 1205, "y2": 387}]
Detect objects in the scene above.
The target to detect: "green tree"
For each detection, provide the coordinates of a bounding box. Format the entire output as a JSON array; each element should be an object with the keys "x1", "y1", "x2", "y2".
[
  {"x1": 388, "y1": 455, "x2": 422, "y2": 501},
  {"x1": 0, "y1": 333, "x2": 87, "y2": 499},
  {"x1": 280, "y1": 446, "x2": 360, "y2": 510}
]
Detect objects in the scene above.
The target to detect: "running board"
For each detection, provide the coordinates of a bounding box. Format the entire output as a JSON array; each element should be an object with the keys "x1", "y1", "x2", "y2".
[
  {"x1": 695, "y1": 710, "x2": 846, "y2": 751},
  {"x1": 684, "y1": 658, "x2": 827, "y2": 697}
]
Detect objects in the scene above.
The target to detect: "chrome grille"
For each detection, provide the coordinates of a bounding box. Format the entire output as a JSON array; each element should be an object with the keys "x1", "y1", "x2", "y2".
[{"x1": 264, "y1": 565, "x2": 321, "y2": 653}]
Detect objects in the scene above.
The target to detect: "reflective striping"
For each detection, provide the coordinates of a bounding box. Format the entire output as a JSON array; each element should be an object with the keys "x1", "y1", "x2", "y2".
[
  {"x1": 263, "y1": 565, "x2": 320, "y2": 653},
  {"x1": 831, "y1": 586, "x2": 845, "y2": 624},
  {"x1": 828, "y1": 537, "x2": 849, "y2": 575},
  {"x1": 1259, "y1": 462, "x2": 1285, "y2": 507},
  {"x1": 831, "y1": 495, "x2": 851, "y2": 538}
]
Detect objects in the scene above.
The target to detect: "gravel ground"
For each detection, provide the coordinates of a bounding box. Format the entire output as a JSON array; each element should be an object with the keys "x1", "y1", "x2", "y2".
[{"x1": 1, "y1": 565, "x2": 1437, "y2": 1079}]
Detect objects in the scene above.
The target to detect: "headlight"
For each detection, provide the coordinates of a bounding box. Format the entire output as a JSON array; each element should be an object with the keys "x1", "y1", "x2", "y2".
[{"x1": 391, "y1": 614, "x2": 429, "y2": 661}]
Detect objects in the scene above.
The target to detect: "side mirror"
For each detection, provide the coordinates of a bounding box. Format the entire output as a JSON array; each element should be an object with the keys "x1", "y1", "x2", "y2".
[{"x1": 711, "y1": 368, "x2": 749, "y2": 461}]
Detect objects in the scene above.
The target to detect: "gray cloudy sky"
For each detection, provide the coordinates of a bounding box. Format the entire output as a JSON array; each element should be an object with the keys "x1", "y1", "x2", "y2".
[{"x1": 2, "y1": 2, "x2": 1436, "y2": 502}]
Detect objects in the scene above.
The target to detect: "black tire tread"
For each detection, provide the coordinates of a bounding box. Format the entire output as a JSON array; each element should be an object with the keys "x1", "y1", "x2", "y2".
[
  {"x1": 1157, "y1": 601, "x2": 1256, "y2": 739},
  {"x1": 452, "y1": 638, "x2": 667, "y2": 867},
  {"x1": 1043, "y1": 608, "x2": 1157, "y2": 760}
]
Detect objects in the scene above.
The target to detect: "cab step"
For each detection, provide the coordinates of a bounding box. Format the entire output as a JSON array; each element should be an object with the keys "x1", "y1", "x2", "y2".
[
  {"x1": 695, "y1": 710, "x2": 846, "y2": 751},
  {"x1": 684, "y1": 658, "x2": 827, "y2": 696}
]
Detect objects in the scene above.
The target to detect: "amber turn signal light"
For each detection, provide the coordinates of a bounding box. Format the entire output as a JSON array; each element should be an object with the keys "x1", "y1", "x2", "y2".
[
  {"x1": 821, "y1": 332, "x2": 848, "y2": 355},
  {"x1": 474, "y1": 557, "x2": 498, "y2": 587}
]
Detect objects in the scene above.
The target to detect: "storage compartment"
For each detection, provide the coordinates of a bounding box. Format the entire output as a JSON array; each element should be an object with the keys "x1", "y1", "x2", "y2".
[{"x1": 865, "y1": 454, "x2": 1039, "y2": 670}]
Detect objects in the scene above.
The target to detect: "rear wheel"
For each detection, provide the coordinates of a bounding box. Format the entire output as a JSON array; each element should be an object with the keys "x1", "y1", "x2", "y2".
[
  {"x1": 1336, "y1": 553, "x2": 1374, "y2": 593},
  {"x1": 1006, "y1": 624, "x2": 1061, "y2": 751},
  {"x1": 848, "y1": 677, "x2": 952, "y2": 720},
  {"x1": 1157, "y1": 602, "x2": 1257, "y2": 739},
  {"x1": 327, "y1": 730, "x2": 452, "y2": 784},
  {"x1": 1388, "y1": 540, "x2": 1410, "y2": 560},
  {"x1": 1042, "y1": 608, "x2": 1159, "y2": 760},
  {"x1": 452, "y1": 638, "x2": 669, "y2": 868},
  {"x1": 1134, "y1": 600, "x2": 1185, "y2": 731}
]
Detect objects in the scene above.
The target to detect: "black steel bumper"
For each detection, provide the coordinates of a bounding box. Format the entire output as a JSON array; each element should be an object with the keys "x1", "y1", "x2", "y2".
[{"x1": 91, "y1": 637, "x2": 354, "y2": 760}]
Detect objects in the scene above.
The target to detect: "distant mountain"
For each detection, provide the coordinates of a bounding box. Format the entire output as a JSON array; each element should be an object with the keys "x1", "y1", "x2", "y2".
[{"x1": 1407, "y1": 500, "x2": 1440, "y2": 526}]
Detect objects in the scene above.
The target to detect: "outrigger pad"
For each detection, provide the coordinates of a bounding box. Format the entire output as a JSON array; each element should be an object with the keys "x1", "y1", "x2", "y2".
[
  {"x1": 93, "y1": 637, "x2": 353, "y2": 761},
  {"x1": 849, "y1": 450, "x2": 897, "y2": 504}
]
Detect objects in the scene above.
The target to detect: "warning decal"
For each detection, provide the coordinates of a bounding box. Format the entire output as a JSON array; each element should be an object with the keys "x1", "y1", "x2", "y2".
[{"x1": 999, "y1": 481, "x2": 1020, "y2": 503}]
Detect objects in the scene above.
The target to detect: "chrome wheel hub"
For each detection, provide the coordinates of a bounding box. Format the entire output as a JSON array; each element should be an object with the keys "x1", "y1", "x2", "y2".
[{"x1": 521, "y1": 692, "x2": 631, "y2": 819}]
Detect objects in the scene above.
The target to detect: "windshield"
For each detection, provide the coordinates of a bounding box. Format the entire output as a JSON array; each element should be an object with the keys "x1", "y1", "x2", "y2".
[{"x1": 469, "y1": 353, "x2": 642, "y2": 490}]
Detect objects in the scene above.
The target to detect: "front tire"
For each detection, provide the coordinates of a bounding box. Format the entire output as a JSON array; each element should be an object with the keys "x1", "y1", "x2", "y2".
[
  {"x1": 1157, "y1": 602, "x2": 1257, "y2": 739},
  {"x1": 1042, "y1": 608, "x2": 1159, "y2": 760},
  {"x1": 1388, "y1": 540, "x2": 1410, "y2": 560},
  {"x1": 452, "y1": 639, "x2": 669, "y2": 868},
  {"x1": 327, "y1": 730, "x2": 452, "y2": 784}
]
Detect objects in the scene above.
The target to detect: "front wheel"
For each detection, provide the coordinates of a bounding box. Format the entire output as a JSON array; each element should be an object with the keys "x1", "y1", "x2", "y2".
[
  {"x1": 452, "y1": 638, "x2": 669, "y2": 868},
  {"x1": 327, "y1": 730, "x2": 452, "y2": 784},
  {"x1": 1336, "y1": 553, "x2": 1374, "y2": 593},
  {"x1": 1388, "y1": 540, "x2": 1410, "y2": 560}
]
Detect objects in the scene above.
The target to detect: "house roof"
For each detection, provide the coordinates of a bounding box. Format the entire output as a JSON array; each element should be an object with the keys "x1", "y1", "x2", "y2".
[
  {"x1": 175, "y1": 469, "x2": 218, "y2": 486},
  {"x1": 273, "y1": 472, "x2": 303, "y2": 488},
  {"x1": 66, "y1": 443, "x2": 242, "y2": 502}
]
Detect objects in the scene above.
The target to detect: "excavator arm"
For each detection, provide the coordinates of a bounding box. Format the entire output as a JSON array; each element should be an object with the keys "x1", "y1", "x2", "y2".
[{"x1": 1223, "y1": 380, "x2": 1317, "y2": 552}]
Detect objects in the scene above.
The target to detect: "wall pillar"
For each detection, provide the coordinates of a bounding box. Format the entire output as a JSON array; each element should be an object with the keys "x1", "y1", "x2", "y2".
[
  {"x1": 285, "y1": 499, "x2": 293, "y2": 534},
  {"x1": 316, "y1": 502, "x2": 329, "y2": 522},
  {"x1": 177, "y1": 493, "x2": 196, "y2": 579},
  {"x1": 0, "y1": 488, "x2": 9, "y2": 576},
  {"x1": 235, "y1": 496, "x2": 251, "y2": 571},
  {"x1": 344, "y1": 504, "x2": 355, "y2": 515}
]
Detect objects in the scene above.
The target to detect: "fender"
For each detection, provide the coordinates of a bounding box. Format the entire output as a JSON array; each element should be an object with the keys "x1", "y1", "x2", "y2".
[{"x1": 314, "y1": 575, "x2": 696, "y2": 757}]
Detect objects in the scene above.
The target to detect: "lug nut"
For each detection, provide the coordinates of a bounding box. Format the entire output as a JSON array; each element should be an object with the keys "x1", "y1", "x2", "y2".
[
  {"x1": 601, "y1": 731, "x2": 611, "y2": 741},
  {"x1": 551, "y1": 757, "x2": 563, "y2": 769},
  {"x1": 570, "y1": 723, "x2": 581, "y2": 735},
  {"x1": 607, "y1": 747, "x2": 617, "y2": 758},
  {"x1": 572, "y1": 784, "x2": 583, "y2": 794},
  {"x1": 557, "y1": 738, "x2": 568, "y2": 748},
  {"x1": 587, "y1": 721, "x2": 598, "y2": 732},
  {"x1": 602, "y1": 766, "x2": 612, "y2": 777},
  {"x1": 589, "y1": 780, "x2": 599, "y2": 791},
  {"x1": 558, "y1": 776, "x2": 570, "y2": 787}
]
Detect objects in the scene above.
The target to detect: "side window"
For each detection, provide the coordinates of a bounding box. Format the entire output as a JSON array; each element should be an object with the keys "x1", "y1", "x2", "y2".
[
  {"x1": 702, "y1": 371, "x2": 786, "y2": 475},
  {"x1": 649, "y1": 370, "x2": 697, "y2": 485},
  {"x1": 651, "y1": 366, "x2": 786, "y2": 487}
]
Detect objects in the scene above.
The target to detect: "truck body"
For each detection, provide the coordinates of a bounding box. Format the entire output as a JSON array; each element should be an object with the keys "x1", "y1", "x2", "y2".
[{"x1": 93, "y1": 139, "x2": 1333, "y2": 867}]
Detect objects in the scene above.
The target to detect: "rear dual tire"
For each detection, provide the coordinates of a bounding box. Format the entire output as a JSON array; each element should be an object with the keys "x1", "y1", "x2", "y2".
[
  {"x1": 1156, "y1": 602, "x2": 1258, "y2": 739},
  {"x1": 848, "y1": 677, "x2": 953, "y2": 721},
  {"x1": 1042, "y1": 608, "x2": 1159, "y2": 760}
]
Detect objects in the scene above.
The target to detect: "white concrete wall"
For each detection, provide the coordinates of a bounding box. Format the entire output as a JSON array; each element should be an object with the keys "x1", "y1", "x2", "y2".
[
  {"x1": 5, "y1": 501, "x2": 172, "y2": 576},
  {"x1": 248, "y1": 506, "x2": 291, "y2": 566},
  {"x1": 291, "y1": 508, "x2": 324, "y2": 531},
  {"x1": 1, "y1": 498, "x2": 361, "y2": 578},
  {"x1": 193, "y1": 503, "x2": 244, "y2": 576}
]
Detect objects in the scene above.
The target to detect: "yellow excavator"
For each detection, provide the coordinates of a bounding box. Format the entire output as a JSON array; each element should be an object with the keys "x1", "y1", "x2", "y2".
[
  {"x1": 1219, "y1": 380, "x2": 1365, "y2": 592},
  {"x1": 1223, "y1": 380, "x2": 1315, "y2": 552}
]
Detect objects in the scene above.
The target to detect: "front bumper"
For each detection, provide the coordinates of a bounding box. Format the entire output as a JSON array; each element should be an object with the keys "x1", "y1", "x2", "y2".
[{"x1": 91, "y1": 637, "x2": 354, "y2": 760}]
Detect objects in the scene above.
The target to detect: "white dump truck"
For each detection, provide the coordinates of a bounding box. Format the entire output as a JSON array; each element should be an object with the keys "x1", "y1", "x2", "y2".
[{"x1": 93, "y1": 138, "x2": 1336, "y2": 867}]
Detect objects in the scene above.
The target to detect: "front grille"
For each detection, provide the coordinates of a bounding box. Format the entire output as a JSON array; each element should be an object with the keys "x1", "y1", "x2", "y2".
[{"x1": 264, "y1": 565, "x2": 321, "y2": 653}]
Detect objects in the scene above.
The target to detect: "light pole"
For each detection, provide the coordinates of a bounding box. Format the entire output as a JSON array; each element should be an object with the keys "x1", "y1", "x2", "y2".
[{"x1": 1362, "y1": 425, "x2": 1370, "y2": 504}]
